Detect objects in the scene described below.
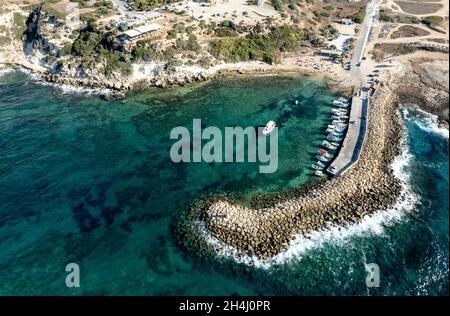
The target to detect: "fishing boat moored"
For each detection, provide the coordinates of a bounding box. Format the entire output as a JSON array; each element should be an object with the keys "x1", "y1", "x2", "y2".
[{"x1": 314, "y1": 170, "x2": 325, "y2": 177}]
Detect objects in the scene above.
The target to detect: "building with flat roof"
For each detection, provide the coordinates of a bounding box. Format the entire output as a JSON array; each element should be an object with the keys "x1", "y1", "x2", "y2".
[
  {"x1": 339, "y1": 18, "x2": 354, "y2": 25},
  {"x1": 119, "y1": 23, "x2": 162, "y2": 51}
]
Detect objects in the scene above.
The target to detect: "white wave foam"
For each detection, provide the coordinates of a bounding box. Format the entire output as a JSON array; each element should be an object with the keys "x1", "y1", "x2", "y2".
[
  {"x1": 197, "y1": 127, "x2": 419, "y2": 269},
  {"x1": 0, "y1": 68, "x2": 14, "y2": 78},
  {"x1": 39, "y1": 80, "x2": 111, "y2": 96},
  {"x1": 13, "y1": 68, "x2": 111, "y2": 96},
  {"x1": 401, "y1": 107, "x2": 449, "y2": 139}
]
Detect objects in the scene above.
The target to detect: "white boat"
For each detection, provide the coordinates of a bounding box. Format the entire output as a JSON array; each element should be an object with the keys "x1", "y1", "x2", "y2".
[
  {"x1": 316, "y1": 154, "x2": 329, "y2": 162},
  {"x1": 333, "y1": 100, "x2": 348, "y2": 107},
  {"x1": 322, "y1": 140, "x2": 337, "y2": 150},
  {"x1": 331, "y1": 131, "x2": 344, "y2": 137},
  {"x1": 311, "y1": 163, "x2": 324, "y2": 170},
  {"x1": 316, "y1": 161, "x2": 326, "y2": 168},
  {"x1": 262, "y1": 121, "x2": 276, "y2": 135},
  {"x1": 315, "y1": 170, "x2": 325, "y2": 177},
  {"x1": 327, "y1": 134, "x2": 343, "y2": 142}
]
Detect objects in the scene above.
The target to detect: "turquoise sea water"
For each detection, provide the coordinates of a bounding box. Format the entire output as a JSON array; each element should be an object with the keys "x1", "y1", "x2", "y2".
[{"x1": 0, "y1": 71, "x2": 448, "y2": 295}]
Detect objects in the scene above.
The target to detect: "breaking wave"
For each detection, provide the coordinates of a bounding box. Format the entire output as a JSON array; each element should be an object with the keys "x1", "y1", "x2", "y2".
[
  {"x1": 401, "y1": 107, "x2": 449, "y2": 139},
  {"x1": 12, "y1": 68, "x2": 111, "y2": 96},
  {"x1": 197, "y1": 119, "x2": 419, "y2": 269}
]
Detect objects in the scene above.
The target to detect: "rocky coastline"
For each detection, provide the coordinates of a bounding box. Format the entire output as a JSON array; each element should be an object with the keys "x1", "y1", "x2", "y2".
[{"x1": 177, "y1": 78, "x2": 404, "y2": 261}]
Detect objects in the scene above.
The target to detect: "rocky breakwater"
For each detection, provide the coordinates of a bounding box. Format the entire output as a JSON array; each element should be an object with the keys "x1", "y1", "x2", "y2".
[{"x1": 178, "y1": 80, "x2": 404, "y2": 260}]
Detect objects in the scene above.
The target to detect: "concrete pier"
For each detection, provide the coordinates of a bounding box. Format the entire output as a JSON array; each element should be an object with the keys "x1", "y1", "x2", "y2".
[{"x1": 327, "y1": 89, "x2": 369, "y2": 176}]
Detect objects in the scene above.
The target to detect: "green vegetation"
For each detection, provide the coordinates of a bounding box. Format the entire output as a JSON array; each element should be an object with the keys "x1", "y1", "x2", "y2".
[
  {"x1": 166, "y1": 23, "x2": 186, "y2": 39},
  {"x1": 421, "y1": 16, "x2": 443, "y2": 27},
  {"x1": 61, "y1": 42, "x2": 73, "y2": 56},
  {"x1": 398, "y1": 45, "x2": 417, "y2": 55},
  {"x1": 72, "y1": 24, "x2": 131, "y2": 76},
  {"x1": 271, "y1": 0, "x2": 283, "y2": 12},
  {"x1": 69, "y1": 0, "x2": 90, "y2": 8},
  {"x1": 132, "y1": 46, "x2": 161, "y2": 61},
  {"x1": 210, "y1": 25, "x2": 305, "y2": 64},
  {"x1": 128, "y1": 0, "x2": 179, "y2": 10},
  {"x1": 175, "y1": 34, "x2": 201, "y2": 52},
  {"x1": 350, "y1": 8, "x2": 366, "y2": 24},
  {"x1": 215, "y1": 27, "x2": 238, "y2": 37},
  {"x1": 379, "y1": 11, "x2": 420, "y2": 24}
]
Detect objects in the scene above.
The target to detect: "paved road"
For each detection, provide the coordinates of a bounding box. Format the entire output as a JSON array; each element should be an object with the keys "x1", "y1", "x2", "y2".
[
  {"x1": 111, "y1": 0, "x2": 130, "y2": 15},
  {"x1": 350, "y1": 0, "x2": 381, "y2": 84},
  {"x1": 111, "y1": 0, "x2": 159, "y2": 20}
]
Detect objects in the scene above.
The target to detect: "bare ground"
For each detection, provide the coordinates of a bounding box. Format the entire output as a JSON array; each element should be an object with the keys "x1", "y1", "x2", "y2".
[
  {"x1": 390, "y1": 25, "x2": 431, "y2": 39},
  {"x1": 397, "y1": 58, "x2": 449, "y2": 125},
  {"x1": 394, "y1": 1, "x2": 443, "y2": 15}
]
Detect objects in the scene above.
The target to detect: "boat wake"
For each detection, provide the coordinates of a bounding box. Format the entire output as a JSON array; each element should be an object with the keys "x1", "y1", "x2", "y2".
[{"x1": 197, "y1": 123, "x2": 419, "y2": 269}]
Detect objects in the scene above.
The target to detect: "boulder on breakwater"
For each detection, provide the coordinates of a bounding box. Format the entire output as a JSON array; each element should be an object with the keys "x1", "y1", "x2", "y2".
[{"x1": 177, "y1": 79, "x2": 404, "y2": 259}]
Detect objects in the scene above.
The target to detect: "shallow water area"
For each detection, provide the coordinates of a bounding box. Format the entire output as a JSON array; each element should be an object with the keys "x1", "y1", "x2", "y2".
[{"x1": 0, "y1": 72, "x2": 447, "y2": 295}]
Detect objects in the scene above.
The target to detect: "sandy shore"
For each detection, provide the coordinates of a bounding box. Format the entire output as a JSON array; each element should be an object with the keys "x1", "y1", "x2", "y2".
[{"x1": 177, "y1": 75, "x2": 405, "y2": 260}]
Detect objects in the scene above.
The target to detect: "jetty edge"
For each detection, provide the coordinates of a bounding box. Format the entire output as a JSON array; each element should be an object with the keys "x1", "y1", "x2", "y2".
[{"x1": 177, "y1": 77, "x2": 404, "y2": 261}]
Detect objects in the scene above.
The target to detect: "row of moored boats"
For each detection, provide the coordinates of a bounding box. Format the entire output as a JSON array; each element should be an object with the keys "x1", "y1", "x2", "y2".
[{"x1": 313, "y1": 97, "x2": 350, "y2": 177}]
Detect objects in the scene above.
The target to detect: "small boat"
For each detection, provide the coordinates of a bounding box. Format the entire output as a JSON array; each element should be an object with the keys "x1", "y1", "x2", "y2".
[
  {"x1": 323, "y1": 152, "x2": 333, "y2": 159},
  {"x1": 336, "y1": 124, "x2": 347, "y2": 129},
  {"x1": 327, "y1": 134, "x2": 342, "y2": 142},
  {"x1": 333, "y1": 100, "x2": 348, "y2": 107},
  {"x1": 319, "y1": 148, "x2": 328, "y2": 154},
  {"x1": 322, "y1": 140, "x2": 337, "y2": 150},
  {"x1": 262, "y1": 121, "x2": 276, "y2": 135},
  {"x1": 316, "y1": 154, "x2": 329, "y2": 162},
  {"x1": 335, "y1": 109, "x2": 348, "y2": 115},
  {"x1": 311, "y1": 163, "x2": 324, "y2": 170},
  {"x1": 315, "y1": 170, "x2": 325, "y2": 177},
  {"x1": 294, "y1": 100, "x2": 299, "y2": 105},
  {"x1": 316, "y1": 161, "x2": 326, "y2": 168},
  {"x1": 331, "y1": 142, "x2": 340, "y2": 147},
  {"x1": 326, "y1": 127, "x2": 335, "y2": 133}
]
